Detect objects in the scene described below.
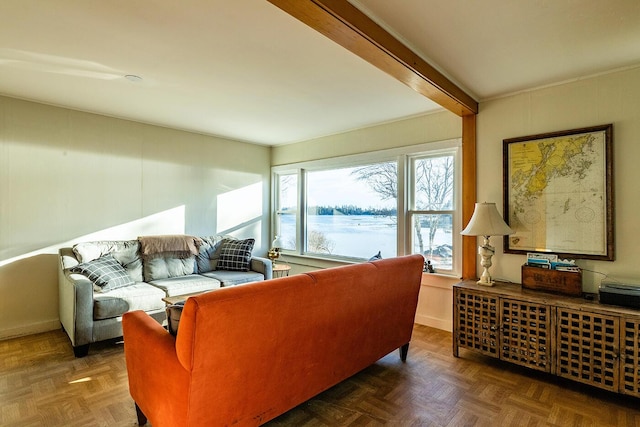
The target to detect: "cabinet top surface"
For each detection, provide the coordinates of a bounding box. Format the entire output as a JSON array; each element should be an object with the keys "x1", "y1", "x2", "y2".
[{"x1": 454, "y1": 280, "x2": 640, "y2": 317}]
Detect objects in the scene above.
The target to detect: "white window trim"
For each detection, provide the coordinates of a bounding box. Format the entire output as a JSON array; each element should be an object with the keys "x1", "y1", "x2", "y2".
[
  {"x1": 406, "y1": 147, "x2": 462, "y2": 276},
  {"x1": 271, "y1": 139, "x2": 462, "y2": 276}
]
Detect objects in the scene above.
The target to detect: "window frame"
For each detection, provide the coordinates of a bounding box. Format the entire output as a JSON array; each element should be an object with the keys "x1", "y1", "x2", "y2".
[
  {"x1": 273, "y1": 170, "x2": 300, "y2": 251},
  {"x1": 271, "y1": 139, "x2": 462, "y2": 276},
  {"x1": 406, "y1": 148, "x2": 462, "y2": 275}
]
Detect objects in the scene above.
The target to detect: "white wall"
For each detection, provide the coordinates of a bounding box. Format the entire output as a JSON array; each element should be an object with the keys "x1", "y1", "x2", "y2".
[
  {"x1": 0, "y1": 96, "x2": 271, "y2": 339},
  {"x1": 272, "y1": 110, "x2": 462, "y2": 165},
  {"x1": 478, "y1": 66, "x2": 640, "y2": 293}
]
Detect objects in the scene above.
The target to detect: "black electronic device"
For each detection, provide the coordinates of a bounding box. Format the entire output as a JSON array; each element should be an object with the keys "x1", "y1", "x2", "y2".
[{"x1": 599, "y1": 281, "x2": 640, "y2": 309}]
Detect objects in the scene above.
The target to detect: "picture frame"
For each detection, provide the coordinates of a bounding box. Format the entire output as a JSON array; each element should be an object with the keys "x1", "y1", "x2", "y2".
[{"x1": 503, "y1": 124, "x2": 614, "y2": 261}]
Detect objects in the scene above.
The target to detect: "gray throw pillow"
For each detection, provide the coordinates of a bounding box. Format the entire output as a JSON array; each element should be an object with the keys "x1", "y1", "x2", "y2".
[
  {"x1": 112, "y1": 244, "x2": 143, "y2": 282},
  {"x1": 216, "y1": 238, "x2": 255, "y2": 271},
  {"x1": 70, "y1": 254, "x2": 134, "y2": 292},
  {"x1": 196, "y1": 236, "x2": 224, "y2": 273}
]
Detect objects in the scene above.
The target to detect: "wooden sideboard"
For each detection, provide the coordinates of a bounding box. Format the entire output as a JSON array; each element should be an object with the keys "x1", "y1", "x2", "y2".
[{"x1": 453, "y1": 280, "x2": 640, "y2": 397}]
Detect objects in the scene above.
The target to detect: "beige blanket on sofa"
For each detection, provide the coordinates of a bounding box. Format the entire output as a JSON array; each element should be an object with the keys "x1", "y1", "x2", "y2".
[{"x1": 138, "y1": 235, "x2": 202, "y2": 259}]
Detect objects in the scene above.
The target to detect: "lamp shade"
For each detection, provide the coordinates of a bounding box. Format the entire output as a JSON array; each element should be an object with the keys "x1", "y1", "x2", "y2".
[
  {"x1": 271, "y1": 236, "x2": 284, "y2": 248},
  {"x1": 461, "y1": 202, "x2": 514, "y2": 237}
]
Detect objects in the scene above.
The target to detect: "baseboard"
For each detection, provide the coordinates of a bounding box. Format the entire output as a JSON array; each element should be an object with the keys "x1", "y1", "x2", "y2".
[
  {"x1": 415, "y1": 314, "x2": 452, "y2": 332},
  {"x1": 0, "y1": 319, "x2": 60, "y2": 341}
]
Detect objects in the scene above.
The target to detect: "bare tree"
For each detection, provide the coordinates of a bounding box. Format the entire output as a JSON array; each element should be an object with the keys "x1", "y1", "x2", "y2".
[
  {"x1": 352, "y1": 157, "x2": 454, "y2": 258},
  {"x1": 414, "y1": 157, "x2": 454, "y2": 258},
  {"x1": 351, "y1": 162, "x2": 397, "y2": 200},
  {"x1": 307, "y1": 230, "x2": 335, "y2": 254}
]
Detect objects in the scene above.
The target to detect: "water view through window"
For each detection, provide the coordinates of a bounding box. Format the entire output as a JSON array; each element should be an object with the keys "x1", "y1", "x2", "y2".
[
  {"x1": 305, "y1": 164, "x2": 397, "y2": 259},
  {"x1": 280, "y1": 214, "x2": 398, "y2": 259},
  {"x1": 274, "y1": 147, "x2": 459, "y2": 272}
]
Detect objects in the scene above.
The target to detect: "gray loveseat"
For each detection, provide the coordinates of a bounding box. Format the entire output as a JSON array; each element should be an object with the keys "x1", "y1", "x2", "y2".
[{"x1": 58, "y1": 235, "x2": 271, "y2": 357}]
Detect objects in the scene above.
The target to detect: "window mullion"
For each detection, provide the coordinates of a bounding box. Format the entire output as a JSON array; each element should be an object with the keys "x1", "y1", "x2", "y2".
[
  {"x1": 398, "y1": 155, "x2": 409, "y2": 256},
  {"x1": 298, "y1": 168, "x2": 306, "y2": 255}
]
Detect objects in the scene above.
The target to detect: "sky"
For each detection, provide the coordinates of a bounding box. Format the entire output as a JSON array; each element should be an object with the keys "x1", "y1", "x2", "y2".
[{"x1": 281, "y1": 166, "x2": 396, "y2": 209}]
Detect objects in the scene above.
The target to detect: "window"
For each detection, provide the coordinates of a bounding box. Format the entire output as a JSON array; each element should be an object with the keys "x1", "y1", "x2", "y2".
[
  {"x1": 409, "y1": 154, "x2": 457, "y2": 272},
  {"x1": 306, "y1": 163, "x2": 397, "y2": 259},
  {"x1": 272, "y1": 140, "x2": 461, "y2": 275},
  {"x1": 274, "y1": 173, "x2": 297, "y2": 251}
]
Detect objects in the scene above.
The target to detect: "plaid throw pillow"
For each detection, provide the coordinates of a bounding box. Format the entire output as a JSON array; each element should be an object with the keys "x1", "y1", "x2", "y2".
[
  {"x1": 71, "y1": 254, "x2": 134, "y2": 292},
  {"x1": 216, "y1": 238, "x2": 255, "y2": 271}
]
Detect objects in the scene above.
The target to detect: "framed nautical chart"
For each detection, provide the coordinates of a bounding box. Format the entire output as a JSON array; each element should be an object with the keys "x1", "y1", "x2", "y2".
[{"x1": 503, "y1": 124, "x2": 614, "y2": 260}]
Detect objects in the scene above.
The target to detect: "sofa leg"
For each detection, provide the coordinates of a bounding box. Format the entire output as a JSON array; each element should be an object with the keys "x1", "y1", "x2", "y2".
[
  {"x1": 135, "y1": 403, "x2": 148, "y2": 425},
  {"x1": 73, "y1": 344, "x2": 90, "y2": 358},
  {"x1": 399, "y1": 343, "x2": 409, "y2": 362}
]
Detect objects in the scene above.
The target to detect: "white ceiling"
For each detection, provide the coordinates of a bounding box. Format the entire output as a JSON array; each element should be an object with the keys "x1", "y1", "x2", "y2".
[
  {"x1": 352, "y1": 0, "x2": 640, "y2": 100},
  {"x1": 1, "y1": 1, "x2": 639, "y2": 146}
]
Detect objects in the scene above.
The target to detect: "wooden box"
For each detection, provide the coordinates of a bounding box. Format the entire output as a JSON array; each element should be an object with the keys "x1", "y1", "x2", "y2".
[{"x1": 521, "y1": 265, "x2": 582, "y2": 296}]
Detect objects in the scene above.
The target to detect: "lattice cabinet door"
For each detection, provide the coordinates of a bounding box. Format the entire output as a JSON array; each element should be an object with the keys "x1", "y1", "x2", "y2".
[
  {"x1": 454, "y1": 288, "x2": 499, "y2": 358},
  {"x1": 499, "y1": 299, "x2": 551, "y2": 372},
  {"x1": 556, "y1": 308, "x2": 619, "y2": 391},
  {"x1": 620, "y1": 317, "x2": 640, "y2": 397}
]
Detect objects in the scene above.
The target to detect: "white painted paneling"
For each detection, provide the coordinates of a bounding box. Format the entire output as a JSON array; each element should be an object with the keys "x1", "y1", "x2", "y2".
[
  {"x1": 477, "y1": 67, "x2": 640, "y2": 293},
  {"x1": 0, "y1": 96, "x2": 270, "y2": 339}
]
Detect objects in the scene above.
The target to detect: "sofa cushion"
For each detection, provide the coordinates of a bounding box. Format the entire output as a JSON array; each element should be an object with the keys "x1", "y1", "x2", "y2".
[
  {"x1": 72, "y1": 240, "x2": 143, "y2": 282},
  {"x1": 112, "y1": 244, "x2": 144, "y2": 283},
  {"x1": 196, "y1": 236, "x2": 225, "y2": 273},
  {"x1": 93, "y1": 283, "x2": 166, "y2": 320},
  {"x1": 144, "y1": 256, "x2": 196, "y2": 282},
  {"x1": 201, "y1": 270, "x2": 264, "y2": 287},
  {"x1": 149, "y1": 274, "x2": 221, "y2": 297},
  {"x1": 216, "y1": 238, "x2": 255, "y2": 271},
  {"x1": 71, "y1": 254, "x2": 135, "y2": 292}
]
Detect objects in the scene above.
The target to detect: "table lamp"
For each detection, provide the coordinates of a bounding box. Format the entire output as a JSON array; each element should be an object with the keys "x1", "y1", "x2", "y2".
[
  {"x1": 268, "y1": 236, "x2": 284, "y2": 265},
  {"x1": 461, "y1": 202, "x2": 514, "y2": 286}
]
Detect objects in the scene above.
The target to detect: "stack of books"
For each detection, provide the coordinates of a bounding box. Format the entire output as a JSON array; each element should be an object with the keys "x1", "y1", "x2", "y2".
[{"x1": 526, "y1": 253, "x2": 580, "y2": 272}]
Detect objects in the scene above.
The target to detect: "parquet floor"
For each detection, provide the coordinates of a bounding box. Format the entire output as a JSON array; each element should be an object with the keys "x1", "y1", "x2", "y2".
[{"x1": 1, "y1": 325, "x2": 640, "y2": 426}]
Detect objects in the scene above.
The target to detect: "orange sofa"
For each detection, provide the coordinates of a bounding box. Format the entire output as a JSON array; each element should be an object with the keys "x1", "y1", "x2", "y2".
[{"x1": 122, "y1": 254, "x2": 424, "y2": 426}]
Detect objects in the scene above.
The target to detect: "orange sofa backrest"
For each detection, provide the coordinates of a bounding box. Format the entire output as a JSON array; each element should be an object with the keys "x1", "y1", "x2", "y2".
[{"x1": 170, "y1": 254, "x2": 424, "y2": 425}]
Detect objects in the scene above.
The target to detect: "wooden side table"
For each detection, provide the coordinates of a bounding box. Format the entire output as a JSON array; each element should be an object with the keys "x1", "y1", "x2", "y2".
[
  {"x1": 162, "y1": 291, "x2": 205, "y2": 306},
  {"x1": 273, "y1": 264, "x2": 291, "y2": 278}
]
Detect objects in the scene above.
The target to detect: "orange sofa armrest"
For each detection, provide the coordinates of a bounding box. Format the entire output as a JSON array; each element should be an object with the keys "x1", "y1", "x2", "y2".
[{"x1": 123, "y1": 310, "x2": 191, "y2": 427}]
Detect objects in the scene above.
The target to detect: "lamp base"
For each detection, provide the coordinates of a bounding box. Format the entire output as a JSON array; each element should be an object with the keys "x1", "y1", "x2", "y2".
[
  {"x1": 477, "y1": 264, "x2": 495, "y2": 286},
  {"x1": 267, "y1": 248, "x2": 280, "y2": 265},
  {"x1": 476, "y1": 277, "x2": 495, "y2": 286},
  {"x1": 477, "y1": 238, "x2": 496, "y2": 286}
]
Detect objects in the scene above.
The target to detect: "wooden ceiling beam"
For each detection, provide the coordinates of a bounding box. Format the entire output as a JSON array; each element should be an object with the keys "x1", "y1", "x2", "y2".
[{"x1": 267, "y1": 0, "x2": 478, "y2": 116}]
